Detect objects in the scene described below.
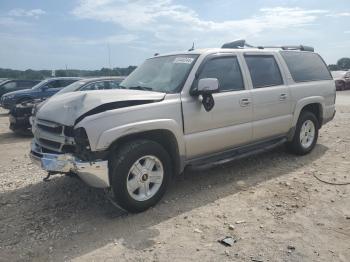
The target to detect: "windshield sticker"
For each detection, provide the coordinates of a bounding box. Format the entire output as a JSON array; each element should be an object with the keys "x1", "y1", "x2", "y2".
[{"x1": 173, "y1": 57, "x2": 194, "y2": 64}]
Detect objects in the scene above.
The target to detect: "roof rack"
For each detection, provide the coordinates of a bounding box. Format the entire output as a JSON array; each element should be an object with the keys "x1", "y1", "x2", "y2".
[
  {"x1": 221, "y1": 40, "x2": 314, "y2": 52},
  {"x1": 258, "y1": 45, "x2": 314, "y2": 52}
]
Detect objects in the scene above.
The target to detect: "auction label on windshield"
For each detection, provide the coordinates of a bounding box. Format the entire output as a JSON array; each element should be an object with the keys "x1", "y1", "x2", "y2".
[{"x1": 173, "y1": 57, "x2": 194, "y2": 64}]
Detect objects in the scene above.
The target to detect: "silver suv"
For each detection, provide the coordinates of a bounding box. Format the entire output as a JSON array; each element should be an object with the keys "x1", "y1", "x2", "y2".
[{"x1": 30, "y1": 41, "x2": 336, "y2": 212}]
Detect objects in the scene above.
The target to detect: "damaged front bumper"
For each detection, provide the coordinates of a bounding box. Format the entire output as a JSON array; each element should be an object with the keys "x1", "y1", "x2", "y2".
[
  {"x1": 9, "y1": 115, "x2": 31, "y2": 131},
  {"x1": 30, "y1": 141, "x2": 110, "y2": 188}
]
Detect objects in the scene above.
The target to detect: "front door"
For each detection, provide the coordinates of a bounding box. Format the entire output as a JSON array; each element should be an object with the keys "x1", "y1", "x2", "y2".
[{"x1": 181, "y1": 54, "x2": 253, "y2": 159}]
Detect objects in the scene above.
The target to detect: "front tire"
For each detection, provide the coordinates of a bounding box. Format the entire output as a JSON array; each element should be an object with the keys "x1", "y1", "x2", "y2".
[
  {"x1": 338, "y1": 81, "x2": 345, "y2": 91},
  {"x1": 287, "y1": 111, "x2": 319, "y2": 155},
  {"x1": 109, "y1": 139, "x2": 172, "y2": 213}
]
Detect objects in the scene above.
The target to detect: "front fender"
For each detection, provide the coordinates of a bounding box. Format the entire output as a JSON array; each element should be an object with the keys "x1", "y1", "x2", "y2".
[
  {"x1": 95, "y1": 119, "x2": 185, "y2": 157},
  {"x1": 292, "y1": 96, "x2": 325, "y2": 127}
]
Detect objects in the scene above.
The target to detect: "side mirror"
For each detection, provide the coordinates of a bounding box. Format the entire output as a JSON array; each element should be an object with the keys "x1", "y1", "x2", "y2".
[
  {"x1": 195, "y1": 78, "x2": 219, "y2": 112},
  {"x1": 41, "y1": 85, "x2": 49, "y2": 91},
  {"x1": 190, "y1": 78, "x2": 219, "y2": 96},
  {"x1": 197, "y1": 78, "x2": 219, "y2": 95}
]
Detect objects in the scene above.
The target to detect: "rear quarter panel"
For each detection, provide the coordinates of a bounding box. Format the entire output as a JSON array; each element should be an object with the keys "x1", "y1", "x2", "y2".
[{"x1": 276, "y1": 52, "x2": 336, "y2": 127}]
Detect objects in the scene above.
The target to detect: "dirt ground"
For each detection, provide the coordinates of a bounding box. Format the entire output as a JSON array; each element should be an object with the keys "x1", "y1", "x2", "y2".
[{"x1": 0, "y1": 92, "x2": 349, "y2": 262}]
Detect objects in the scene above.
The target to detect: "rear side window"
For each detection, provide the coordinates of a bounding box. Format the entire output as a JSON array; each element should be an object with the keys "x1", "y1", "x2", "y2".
[
  {"x1": 280, "y1": 51, "x2": 332, "y2": 82},
  {"x1": 245, "y1": 55, "x2": 283, "y2": 88},
  {"x1": 197, "y1": 56, "x2": 244, "y2": 92}
]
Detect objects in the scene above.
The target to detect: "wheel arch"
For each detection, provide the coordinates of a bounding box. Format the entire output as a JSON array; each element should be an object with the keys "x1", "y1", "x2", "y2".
[
  {"x1": 292, "y1": 97, "x2": 324, "y2": 128},
  {"x1": 108, "y1": 129, "x2": 182, "y2": 178},
  {"x1": 288, "y1": 98, "x2": 324, "y2": 140}
]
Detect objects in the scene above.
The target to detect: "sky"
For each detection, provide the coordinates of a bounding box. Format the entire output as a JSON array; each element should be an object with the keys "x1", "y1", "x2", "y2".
[{"x1": 0, "y1": 0, "x2": 349, "y2": 70}]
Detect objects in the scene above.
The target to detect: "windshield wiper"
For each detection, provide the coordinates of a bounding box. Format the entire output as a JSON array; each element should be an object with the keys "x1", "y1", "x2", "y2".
[{"x1": 127, "y1": 85, "x2": 153, "y2": 91}]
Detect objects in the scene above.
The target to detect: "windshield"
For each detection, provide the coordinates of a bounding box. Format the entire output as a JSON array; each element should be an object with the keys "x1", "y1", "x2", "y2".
[
  {"x1": 55, "y1": 80, "x2": 86, "y2": 95},
  {"x1": 120, "y1": 54, "x2": 198, "y2": 93},
  {"x1": 31, "y1": 79, "x2": 49, "y2": 89}
]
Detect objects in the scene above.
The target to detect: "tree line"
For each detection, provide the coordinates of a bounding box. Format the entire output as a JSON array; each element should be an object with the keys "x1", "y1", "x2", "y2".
[
  {"x1": 0, "y1": 66, "x2": 137, "y2": 80},
  {"x1": 0, "y1": 57, "x2": 349, "y2": 81},
  {"x1": 328, "y1": 58, "x2": 350, "y2": 71}
]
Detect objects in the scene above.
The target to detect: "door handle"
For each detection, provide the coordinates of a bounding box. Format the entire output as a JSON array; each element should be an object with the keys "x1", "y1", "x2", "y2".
[
  {"x1": 279, "y1": 94, "x2": 287, "y2": 101},
  {"x1": 240, "y1": 98, "x2": 251, "y2": 107}
]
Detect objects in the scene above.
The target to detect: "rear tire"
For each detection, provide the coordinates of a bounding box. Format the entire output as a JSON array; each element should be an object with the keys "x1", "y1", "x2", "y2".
[
  {"x1": 286, "y1": 111, "x2": 319, "y2": 155},
  {"x1": 109, "y1": 139, "x2": 172, "y2": 213}
]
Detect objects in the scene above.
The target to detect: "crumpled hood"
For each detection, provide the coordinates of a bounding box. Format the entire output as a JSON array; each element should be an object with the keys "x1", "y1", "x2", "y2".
[{"x1": 36, "y1": 89, "x2": 166, "y2": 126}]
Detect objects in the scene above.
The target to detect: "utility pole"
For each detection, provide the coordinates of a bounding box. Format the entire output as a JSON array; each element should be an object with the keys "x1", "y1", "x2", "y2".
[{"x1": 107, "y1": 43, "x2": 111, "y2": 69}]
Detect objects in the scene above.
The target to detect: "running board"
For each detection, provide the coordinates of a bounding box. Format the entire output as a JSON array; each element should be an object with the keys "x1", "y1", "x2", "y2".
[{"x1": 187, "y1": 137, "x2": 287, "y2": 171}]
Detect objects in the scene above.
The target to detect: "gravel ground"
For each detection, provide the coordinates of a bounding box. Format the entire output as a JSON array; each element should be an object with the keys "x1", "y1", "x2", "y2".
[{"x1": 0, "y1": 91, "x2": 349, "y2": 262}]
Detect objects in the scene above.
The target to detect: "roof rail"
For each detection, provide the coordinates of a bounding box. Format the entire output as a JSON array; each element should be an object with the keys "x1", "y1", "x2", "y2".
[
  {"x1": 221, "y1": 40, "x2": 314, "y2": 52},
  {"x1": 258, "y1": 45, "x2": 314, "y2": 52}
]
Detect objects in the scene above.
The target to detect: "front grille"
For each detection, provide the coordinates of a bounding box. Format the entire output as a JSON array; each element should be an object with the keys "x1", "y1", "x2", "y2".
[
  {"x1": 37, "y1": 123, "x2": 63, "y2": 134},
  {"x1": 34, "y1": 119, "x2": 75, "y2": 153},
  {"x1": 39, "y1": 138, "x2": 61, "y2": 150}
]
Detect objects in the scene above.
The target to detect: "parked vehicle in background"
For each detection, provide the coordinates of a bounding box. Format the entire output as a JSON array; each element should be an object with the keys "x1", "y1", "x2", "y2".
[
  {"x1": 0, "y1": 77, "x2": 81, "y2": 110},
  {"x1": 9, "y1": 77, "x2": 125, "y2": 134},
  {"x1": 30, "y1": 41, "x2": 336, "y2": 212},
  {"x1": 0, "y1": 79, "x2": 40, "y2": 99},
  {"x1": 54, "y1": 76, "x2": 125, "y2": 96},
  {"x1": 331, "y1": 70, "x2": 350, "y2": 90}
]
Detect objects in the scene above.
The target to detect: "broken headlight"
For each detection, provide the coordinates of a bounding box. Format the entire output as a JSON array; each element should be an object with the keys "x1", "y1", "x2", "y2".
[
  {"x1": 74, "y1": 127, "x2": 90, "y2": 149},
  {"x1": 73, "y1": 127, "x2": 92, "y2": 161},
  {"x1": 73, "y1": 127, "x2": 108, "y2": 161}
]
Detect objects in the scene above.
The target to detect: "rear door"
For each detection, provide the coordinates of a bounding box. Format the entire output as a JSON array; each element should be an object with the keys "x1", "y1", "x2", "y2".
[
  {"x1": 181, "y1": 53, "x2": 253, "y2": 159},
  {"x1": 243, "y1": 53, "x2": 293, "y2": 141}
]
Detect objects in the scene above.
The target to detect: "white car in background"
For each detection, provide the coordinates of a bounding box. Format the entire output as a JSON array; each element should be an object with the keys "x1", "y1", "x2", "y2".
[{"x1": 331, "y1": 71, "x2": 350, "y2": 90}]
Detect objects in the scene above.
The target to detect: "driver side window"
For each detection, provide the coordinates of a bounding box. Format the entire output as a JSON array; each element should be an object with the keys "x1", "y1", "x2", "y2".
[{"x1": 195, "y1": 56, "x2": 245, "y2": 92}]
